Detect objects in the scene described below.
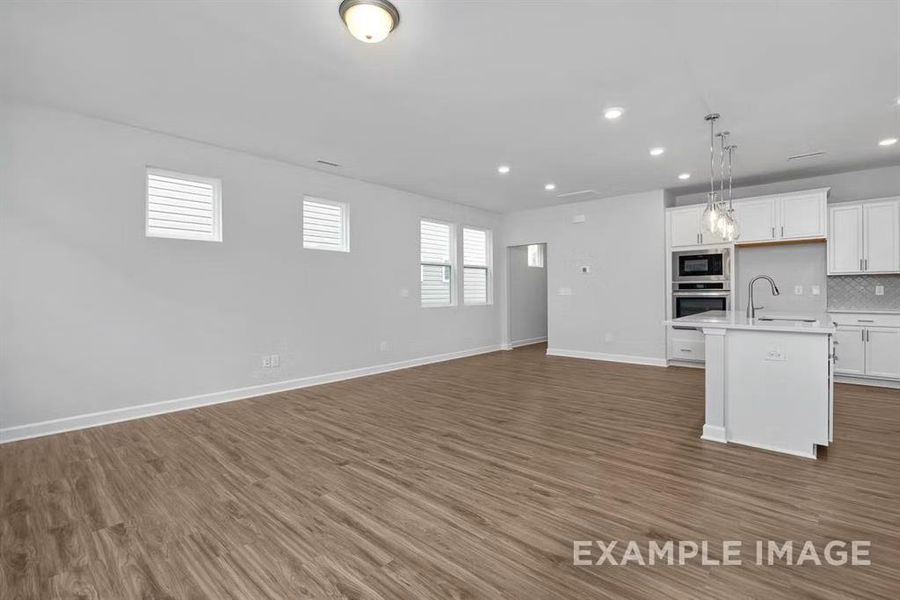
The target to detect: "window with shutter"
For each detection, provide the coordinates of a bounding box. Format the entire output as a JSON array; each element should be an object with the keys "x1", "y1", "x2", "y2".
[
  {"x1": 420, "y1": 219, "x2": 454, "y2": 307},
  {"x1": 527, "y1": 244, "x2": 544, "y2": 268},
  {"x1": 463, "y1": 227, "x2": 491, "y2": 305},
  {"x1": 303, "y1": 197, "x2": 349, "y2": 252},
  {"x1": 146, "y1": 168, "x2": 222, "y2": 241}
]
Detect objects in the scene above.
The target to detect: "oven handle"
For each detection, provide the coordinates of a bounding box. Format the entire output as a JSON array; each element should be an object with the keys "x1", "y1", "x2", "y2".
[{"x1": 672, "y1": 291, "x2": 731, "y2": 297}]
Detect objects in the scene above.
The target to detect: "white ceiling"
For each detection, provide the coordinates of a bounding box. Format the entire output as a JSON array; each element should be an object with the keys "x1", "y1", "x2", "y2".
[{"x1": 3, "y1": 1, "x2": 900, "y2": 212}]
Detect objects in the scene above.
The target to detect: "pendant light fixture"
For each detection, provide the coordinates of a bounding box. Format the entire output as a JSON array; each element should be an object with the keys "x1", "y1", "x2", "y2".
[
  {"x1": 701, "y1": 113, "x2": 740, "y2": 242},
  {"x1": 339, "y1": 0, "x2": 400, "y2": 43}
]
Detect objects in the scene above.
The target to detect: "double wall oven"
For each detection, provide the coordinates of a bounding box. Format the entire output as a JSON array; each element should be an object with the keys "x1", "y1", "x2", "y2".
[{"x1": 672, "y1": 248, "x2": 731, "y2": 319}]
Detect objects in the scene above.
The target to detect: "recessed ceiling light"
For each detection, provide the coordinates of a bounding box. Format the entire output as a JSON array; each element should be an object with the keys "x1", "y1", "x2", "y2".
[
  {"x1": 544, "y1": 183, "x2": 556, "y2": 191},
  {"x1": 497, "y1": 165, "x2": 510, "y2": 174},
  {"x1": 650, "y1": 147, "x2": 665, "y2": 156},
  {"x1": 339, "y1": 0, "x2": 400, "y2": 43},
  {"x1": 678, "y1": 173, "x2": 691, "y2": 180},
  {"x1": 604, "y1": 107, "x2": 624, "y2": 120},
  {"x1": 879, "y1": 137, "x2": 898, "y2": 147}
]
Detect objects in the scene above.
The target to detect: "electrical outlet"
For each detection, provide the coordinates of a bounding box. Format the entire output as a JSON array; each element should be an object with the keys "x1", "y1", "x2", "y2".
[
  {"x1": 811, "y1": 285, "x2": 821, "y2": 296},
  {"x1": 765, "y1": 348, "x2": 786, "y2": 361},
  {"x1": 558, "y1": 287, "x2": 573, "y2": 296},
  {"x1": 262, "y1": 355, "x2": 272, "y2": 368},
  {"x1": 572, "y1": 214, "x2": 586, "y2": 224},
  {"x1": 379, "y1": 341, "x2": 389, "y2": 352},
  {"x1": 875, "y1": 285, "x2": 885, "y2": 296},
  {"x1": 271, "y1": 354, "x2": 280, "y2": 368},
  {"x1": 794, "y1": 285, "x2": 803, "y2": 295},
  {"x1": 581, "y1": 265, "x2": 591, "y2": 274}
]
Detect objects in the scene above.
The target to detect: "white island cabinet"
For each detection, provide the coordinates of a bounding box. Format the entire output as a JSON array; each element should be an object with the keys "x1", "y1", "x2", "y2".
[{"x1": 666, "y1": 311, "x2": 834, "y2": 459}]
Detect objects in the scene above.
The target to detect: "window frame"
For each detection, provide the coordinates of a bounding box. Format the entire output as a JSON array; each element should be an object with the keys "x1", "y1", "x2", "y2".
[
  {"x1": 462, "y1": 226, "x2": 493, "y2": 306},
  {"x1": 145, "y1": 167, "x2": 223, "y2": 242},
  {"x1": 302, "y1": 196, "x2": 350, "y2": 253},
  {"x1": 419, "y1": 218, "x2": 457, "y2": 308},
  {"x1": 527, "y1": 243, "x2": 545, "y2": 268}
]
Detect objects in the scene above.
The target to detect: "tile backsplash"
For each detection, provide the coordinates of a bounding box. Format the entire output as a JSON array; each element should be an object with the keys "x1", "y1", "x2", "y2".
[{"x1": 827, "y1": 274, "x2": 900, "y2": 311}]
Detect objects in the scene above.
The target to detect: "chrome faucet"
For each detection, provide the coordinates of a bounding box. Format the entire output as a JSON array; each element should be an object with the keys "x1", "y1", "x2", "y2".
[{"x1": 747, "y1": 275, "x2": 780, "y2": 319}]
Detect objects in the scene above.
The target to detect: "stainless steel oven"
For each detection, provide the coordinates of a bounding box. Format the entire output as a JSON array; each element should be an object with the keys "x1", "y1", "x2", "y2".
[
  {"x1": 673, "y1": 247, "x2": 730, "y2": 283},
  {"x1": 672, "y1": 282, "x2": 731, "y2": 318}
]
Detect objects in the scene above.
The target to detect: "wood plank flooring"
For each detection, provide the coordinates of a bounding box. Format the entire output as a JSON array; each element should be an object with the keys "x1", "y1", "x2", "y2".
[{"x1": 2, "y1": 343, "x2": 899, "y2": 599}]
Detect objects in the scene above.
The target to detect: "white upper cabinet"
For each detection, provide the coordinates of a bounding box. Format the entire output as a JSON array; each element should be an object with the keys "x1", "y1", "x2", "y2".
[
  {"x1": 669, "y1": 205, "x2": 703, "y2": 247},
  {"x1": 733, "y1": 198, "x2": 776, "y2": 243},
  {"x1": 778, "y1": 192, "x2": 827, "y2": 240},
  {"x1": 863, "y1": 200, "x2": 900, "y2": 273},
  {"x1": 829, "y1": 204, "x2": 863, "y2": 274},
  {"x1": 828, "y1": 198, "x2": 900, "y2": 274}
]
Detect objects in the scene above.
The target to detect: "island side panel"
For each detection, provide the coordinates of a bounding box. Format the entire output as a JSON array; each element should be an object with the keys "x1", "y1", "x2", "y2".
[
  {"x1": 701, "y1": 328, "x2": 727, "y2": 443},
  {"x1": 724, "y1": 329, "x2": 830, "y2": 458}
]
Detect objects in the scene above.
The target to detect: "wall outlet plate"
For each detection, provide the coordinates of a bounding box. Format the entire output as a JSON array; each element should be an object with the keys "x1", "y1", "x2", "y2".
[
  {"x1": 794, "y1": 285, "x2": 803, "y2": 295},
  {"x1": 875, "y1": 285, "x2": 885, "y2": 296},
  {"x1": 811, "y1": 285, "x2": 821, "y2": 296},
  {"x1": 558, "y1": 287, "x2": 573, "y2": 296},
  {"x1": 581, "y1": 265, "x2": 591, "y2": 274},
  {"x1": 571, "y1": 214, "x2": 586, "y2": 224},
  {"x1": 765, "y1": 348, "x2": 786, "y2": 361}
]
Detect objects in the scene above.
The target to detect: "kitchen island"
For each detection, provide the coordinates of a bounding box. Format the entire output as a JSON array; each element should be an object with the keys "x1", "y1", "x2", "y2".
[{"x1": 667, "y1": 311, "x2": 835, "y2": 458}]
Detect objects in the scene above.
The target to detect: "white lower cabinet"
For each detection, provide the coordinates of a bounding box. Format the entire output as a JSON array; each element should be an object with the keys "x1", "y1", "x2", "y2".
[
  {"x1": 865, "y1": 328, "x2": 900, "y2": 379},
  {"x1": 833, "y1": 326, "x2": 866, "y2": 375},
  {"x1": 668, "y1": 327, "x2": 705, "y2": 362},
  {"x1": 830, "y1": 313, "x2": 900, "y2": 381}
]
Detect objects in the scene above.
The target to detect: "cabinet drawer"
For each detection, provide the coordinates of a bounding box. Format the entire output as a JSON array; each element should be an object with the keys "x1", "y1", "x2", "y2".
[
  {"x1": 668, "y1": 338, "x2": 705, "y2": 361},
  {"x1": 829, "y1": 312, "x2": 900, "y2": 328}
]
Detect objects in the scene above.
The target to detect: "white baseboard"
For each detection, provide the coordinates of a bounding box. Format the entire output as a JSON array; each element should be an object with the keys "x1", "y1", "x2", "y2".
[
  {"x1": 545, "y1": 347, "x2": 667, "y2": 367},
  {"x1": 701, "y1": 424, "x2": 727, "y2": 443},
  {"x1": 834, "y1": 375, "x2": 900, "y2": 389},
  {"x1": 509, "y1": 336, "x2": 547, "y2": 349},
  {"x1": 0, "y1": 344, "x2": 503, "y2": 444}
]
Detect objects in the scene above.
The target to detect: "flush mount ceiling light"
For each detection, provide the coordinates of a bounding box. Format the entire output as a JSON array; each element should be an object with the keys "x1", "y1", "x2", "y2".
[
  {"x1": 339, "y1": 0, "x2": 399, "y2": 43},
  {"x1": 497, "y1": 165, "x2": 510, "y2": 174},
  {"x1": 649, "y1": 147, "x2": 665, "y2": 156},
  {"x1": 678, "y1": 173, "x2": 691, "y2": 180},
  {"x1": 879, "y1": 137, "x2": 898, "y2": 147},
  {"x1": 544, "y1": 183, "x2": 556, "y2": 191},
  {"x1": 603, "y1": 107, "x2": 624, "y2": 120}
]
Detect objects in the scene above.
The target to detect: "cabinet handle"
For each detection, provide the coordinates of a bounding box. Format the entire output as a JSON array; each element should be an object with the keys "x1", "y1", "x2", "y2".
[
  {"x1": 862, "y1": 329, "x2": 865, "y2": 341},
  {"x1": 857, "y1": 319, "x2": 875, "y2": 323},
  {"x1": 781, "y1": 225, "x2": 784, "y2": 237},
  {"x1": 860, "y1": 258, "x2": 864, "y2": 271},
  {"x1": 771, "y1": 226, "x2": 775, "y2": 238},
  {"x1": 700, "y1": 233, "x2": 703, "y2": 244},
  {"x1": 864, "y1": 258, "x2": 868, "y2": 270}
]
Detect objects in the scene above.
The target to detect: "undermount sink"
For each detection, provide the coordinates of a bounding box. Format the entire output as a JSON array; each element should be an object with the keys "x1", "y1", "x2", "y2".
[{"x1": 756, "y1": 316, "x2": 818, "y2": 323}]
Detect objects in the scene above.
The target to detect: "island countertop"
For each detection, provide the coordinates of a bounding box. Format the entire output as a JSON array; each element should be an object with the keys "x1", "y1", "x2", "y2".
[{"x1": 667, "y1": 310, "x2": 835, "y2": 334}]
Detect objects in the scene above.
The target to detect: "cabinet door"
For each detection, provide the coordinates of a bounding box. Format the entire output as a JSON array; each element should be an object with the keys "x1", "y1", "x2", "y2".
[
  {"x1": 670, "y1": 206, "x2": 702, "y2": 247},
  {"x1": 779, "y1": 192, "x2": 826, "y2": 239},
  {"x1": 733, "y1": 198, "x2": 775, "y2": 243},
  {"x1": 833, "y1": 326, "x2": 866, "y2": 375},
  {"x1": 865, "y1": 328, "x2": 900, "y2": 379},
  {"x1": 829, "y1": 204, "x2": 863, "y2": 274},
  {"x1": 863, "y1": 200, "x2": 900, "y2": 273}
]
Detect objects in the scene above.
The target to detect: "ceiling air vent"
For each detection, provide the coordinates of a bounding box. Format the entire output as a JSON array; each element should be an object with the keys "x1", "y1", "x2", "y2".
[
  {"x1": 556, "y1": 189, "x2": 596, "y2": 199},
  {"x1": 787, "y1": 151, "x2": 826, "y2": 161}
]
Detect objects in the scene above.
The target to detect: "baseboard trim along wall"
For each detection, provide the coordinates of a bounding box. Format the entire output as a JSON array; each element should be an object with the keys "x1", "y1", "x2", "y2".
[
  {"x1": 0, "y1": 344, "x2": 503, "y2": 444},
  {"x1": 545, "y1": 348, "x2": 667, "y2": 367},
  {"x1": 834, "y1": 375, "x2": 900, "y2": 389},
  {"x1": 508, "y1": 336, "x2": 548, "y2": 349}
]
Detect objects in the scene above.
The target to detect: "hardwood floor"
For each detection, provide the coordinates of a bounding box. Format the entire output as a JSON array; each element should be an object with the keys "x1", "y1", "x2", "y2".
[{"x1": 2, "y1": 343, "x2": 899, "y2": 599}]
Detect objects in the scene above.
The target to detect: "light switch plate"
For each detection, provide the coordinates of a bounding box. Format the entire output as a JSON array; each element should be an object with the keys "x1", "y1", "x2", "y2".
[
  {"x1": 875, "y1": 285, "x2": 885, "y2": 296},
  {"x1": 811, "y1": 285, "x2": 821, "y2": 296},
  {"x1": 794, "y1": 285, "x2": 803, "y2": 295}
]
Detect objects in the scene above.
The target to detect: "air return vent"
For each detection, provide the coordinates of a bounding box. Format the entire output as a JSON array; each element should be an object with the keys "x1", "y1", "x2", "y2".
[
  {"x1": 556, "y1": 189, "x2": 597, "y2": 199},
  {"x1": 787, "y1": 151, "x2": 827, "y2": 161}
]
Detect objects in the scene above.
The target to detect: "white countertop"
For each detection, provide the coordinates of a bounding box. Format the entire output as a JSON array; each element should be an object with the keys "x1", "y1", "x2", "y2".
[{"x1": 667, "y1": 310, "x2": 835, "y2": 334}]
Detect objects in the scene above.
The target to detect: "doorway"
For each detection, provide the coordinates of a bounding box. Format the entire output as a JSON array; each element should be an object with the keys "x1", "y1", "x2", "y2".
[{"x1": 507, "y1": 243, "x2": 548, "y2": 348}]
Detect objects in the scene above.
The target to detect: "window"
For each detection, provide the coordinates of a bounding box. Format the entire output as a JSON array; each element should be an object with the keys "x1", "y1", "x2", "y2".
[
  {"x1": 146, "y1": 168, "x2": 222, "y2": 241},
  {"x1": 303, "y1": 196, "x2": 349, "y2": 252},
  {"x1": 463, "y1": 227, "x2": 491, "y2": 305},
  {"x1": 527, "y1": 244, "x2": 545, "y2": 268},
  {"x1": 420, "y1": 219, "x2": 454, "y2": 307}
]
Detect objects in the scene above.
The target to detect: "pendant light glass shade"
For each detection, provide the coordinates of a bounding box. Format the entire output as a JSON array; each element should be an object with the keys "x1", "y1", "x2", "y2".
[{"x1": 700, "y1": 114, "x2": 740, "y2": 242}]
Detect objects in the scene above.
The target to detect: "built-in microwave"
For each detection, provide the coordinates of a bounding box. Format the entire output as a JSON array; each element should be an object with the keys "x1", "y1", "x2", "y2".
[
  {"x1": 672, "y1": 282, "x2": 731, "y2": 318},
  {"x1": 673, "y1": 247, "x2": 731, "y2": 283}
]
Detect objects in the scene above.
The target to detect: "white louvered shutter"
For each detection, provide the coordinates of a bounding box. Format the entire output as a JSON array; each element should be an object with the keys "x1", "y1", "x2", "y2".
[
  {"x1": 303, "y1": 197, "x2": 349, "y2": 252},
  {"x1": 420, "y1": 220, "x2": 453, "y2": 306},
  {"x1": 463, "y1": 227, "x2": 490, "y2": 305},
  {"x1": 146, "y1": 169, "x2": 221, "y2": 241}
]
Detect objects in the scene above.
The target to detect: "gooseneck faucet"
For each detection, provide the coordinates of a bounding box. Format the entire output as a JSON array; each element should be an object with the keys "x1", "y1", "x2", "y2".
[{"x1": 747, "y1": 275, "x2": 780, "y2": 319}]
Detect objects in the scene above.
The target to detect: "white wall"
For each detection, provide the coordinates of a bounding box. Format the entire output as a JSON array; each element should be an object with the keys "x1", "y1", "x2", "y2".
[
  {"x1": 502, "y1": 191, "x2": 667, "y2": 364},
  {"x1": 507, "y1": 244, "x2": 547, "y2": 345},
  {"x1": 734, "y1": 243, "x2": 827, "y2": 315},
  {"x1": 0, "y1": 103, "x2": 503, "y2": 434}
]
